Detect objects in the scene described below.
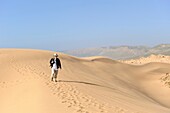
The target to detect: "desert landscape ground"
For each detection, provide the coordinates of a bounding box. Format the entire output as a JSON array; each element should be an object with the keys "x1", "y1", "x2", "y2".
[{"x1": 0, "y1": 49, "x2": 170, "y2": 113}]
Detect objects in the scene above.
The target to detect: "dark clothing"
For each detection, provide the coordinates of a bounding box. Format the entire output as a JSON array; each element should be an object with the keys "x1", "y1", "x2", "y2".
[{"x1": 50, "y1": 58, "x2": 62, "y2": 69}]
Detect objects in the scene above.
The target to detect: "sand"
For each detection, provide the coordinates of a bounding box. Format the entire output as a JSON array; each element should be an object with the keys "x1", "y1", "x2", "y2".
[{"x1": 0, "y1": 49, "x2": 170, "y2": 113}]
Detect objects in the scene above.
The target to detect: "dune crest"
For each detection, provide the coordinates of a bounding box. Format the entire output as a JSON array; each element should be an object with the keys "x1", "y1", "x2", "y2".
[{"x1": 0, "y1": 49, "x2": 170, "y2": 113}]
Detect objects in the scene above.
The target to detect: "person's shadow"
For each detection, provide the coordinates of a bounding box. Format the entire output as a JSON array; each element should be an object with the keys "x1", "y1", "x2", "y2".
[{"x1": 57, "y1": 80, "x2": 116, "y2": 91}]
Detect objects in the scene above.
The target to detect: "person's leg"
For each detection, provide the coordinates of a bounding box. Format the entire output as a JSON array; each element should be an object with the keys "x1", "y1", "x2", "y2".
[
  {"x1": 51, "y1": 68, "x2": 55, "y2": 81},
  {"x1": 53, "y1": 70, "x2": 58, "y2": 82}
]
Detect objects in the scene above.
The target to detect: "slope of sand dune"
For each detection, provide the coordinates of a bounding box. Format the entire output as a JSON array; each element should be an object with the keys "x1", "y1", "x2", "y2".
[{"x1": 0, "y1": 49, "x2": 170, "y2": 113}]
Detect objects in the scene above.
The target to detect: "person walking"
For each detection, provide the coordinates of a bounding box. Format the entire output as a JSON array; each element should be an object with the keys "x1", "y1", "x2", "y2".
[{"x1": 50, "y1": 53, "x2": 62, "y2": 82}]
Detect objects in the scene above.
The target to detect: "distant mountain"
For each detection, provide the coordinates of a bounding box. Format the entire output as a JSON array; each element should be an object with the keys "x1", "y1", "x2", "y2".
[{"x1": 63, "y1": 44, "x2": 170, "y2": 60}]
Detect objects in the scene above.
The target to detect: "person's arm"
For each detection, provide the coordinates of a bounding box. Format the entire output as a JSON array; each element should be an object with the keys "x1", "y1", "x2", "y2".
[
  {"x1": 57, "y1": 58, "x2": 62, "y2": 69},
  {"x1": 50, "y1": 58, "x2": 54, "y2": 67}
]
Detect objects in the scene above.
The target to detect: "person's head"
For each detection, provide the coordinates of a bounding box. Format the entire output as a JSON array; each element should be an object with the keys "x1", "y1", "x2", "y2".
[{"x1": 53, "y1": 53, "x2": 58, "y2": 58}]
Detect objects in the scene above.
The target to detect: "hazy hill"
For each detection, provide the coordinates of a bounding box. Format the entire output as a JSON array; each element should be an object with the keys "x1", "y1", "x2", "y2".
[{"x1": 64, "y1": 44, "x2": 170, "y2": 60}]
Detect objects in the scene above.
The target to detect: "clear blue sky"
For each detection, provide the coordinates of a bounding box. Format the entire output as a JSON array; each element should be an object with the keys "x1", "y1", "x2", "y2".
[{"x1": 0, "y1": 0, "x2": 170, "y2": 51}]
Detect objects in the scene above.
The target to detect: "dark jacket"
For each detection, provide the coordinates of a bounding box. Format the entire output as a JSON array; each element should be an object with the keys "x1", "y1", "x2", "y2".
[{"x1": 50, "y1": 58, "x2": 62, "y2": 69}]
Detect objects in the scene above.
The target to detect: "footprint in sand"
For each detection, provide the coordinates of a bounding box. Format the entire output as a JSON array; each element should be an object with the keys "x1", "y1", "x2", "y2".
[{"x1": 160, "y1": 73, "x2": 170, "y2": 88}]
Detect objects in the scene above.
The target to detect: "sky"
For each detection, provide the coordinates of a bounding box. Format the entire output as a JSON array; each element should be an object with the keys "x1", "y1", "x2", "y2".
[{"x1": 0, "y1": 0, "x2": 170, "y2": 51}]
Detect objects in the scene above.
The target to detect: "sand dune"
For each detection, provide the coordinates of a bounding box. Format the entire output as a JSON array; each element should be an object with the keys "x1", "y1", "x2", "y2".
[
  {"x1": 120, "y1": 54, "x2": 170, "y2": 65},
  {"x1": 0, "y1": 49, "x2": 170, "y2": 113}
]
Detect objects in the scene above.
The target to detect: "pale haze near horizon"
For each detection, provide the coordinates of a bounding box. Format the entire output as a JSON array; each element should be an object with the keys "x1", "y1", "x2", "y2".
[{"x1": 0, "y1": 0, "x2": 170, "y2": 51}]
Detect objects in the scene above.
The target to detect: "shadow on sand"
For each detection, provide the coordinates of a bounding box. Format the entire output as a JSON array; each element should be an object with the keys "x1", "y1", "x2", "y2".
[{"x1": 57, "y1": 80, "x2": 117, "y2": 91}]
